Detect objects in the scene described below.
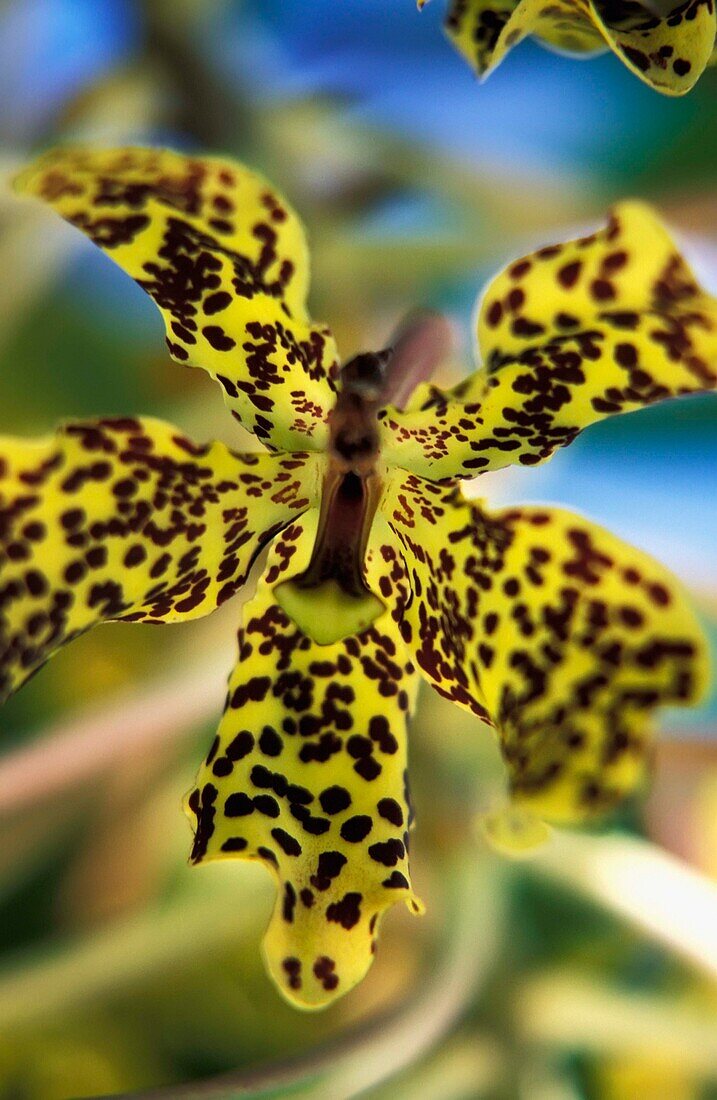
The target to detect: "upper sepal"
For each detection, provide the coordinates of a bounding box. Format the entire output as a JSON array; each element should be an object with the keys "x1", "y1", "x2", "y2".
[{"x1": 14, "y1": 146, "x2": 340, "y2": 452}]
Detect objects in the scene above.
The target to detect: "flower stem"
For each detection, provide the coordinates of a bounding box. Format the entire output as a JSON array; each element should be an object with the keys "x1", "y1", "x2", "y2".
[{"x1": 532, "y1": 830, "x2": 717, "y2": 980}]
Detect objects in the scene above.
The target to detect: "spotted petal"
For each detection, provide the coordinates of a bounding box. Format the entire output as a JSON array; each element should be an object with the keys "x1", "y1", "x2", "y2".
[
  {"x1": 591, "y1": 0, "x2": 716, "y2": 93},
  {"x1": 0, "y1": 416, "x2": 320, "y2": 701},
  {"x1": 380, "y1": 202, "x2": 717, "y2": 479},
  {"x1": 438, "y1": 0, "x2": 716, "y2": 94},
  {"x1": 442, "y1": 0, "x2": 603, "y2": 78},
  {"x1": 381, "y1": 471, "x2": 709, "y2": 823},
  {"x1": 186, "y1": 513, "x2": 421, "y2": 1009},
  {"x1": 14, "y1": 147, "x2": 339, "y2": 451}
]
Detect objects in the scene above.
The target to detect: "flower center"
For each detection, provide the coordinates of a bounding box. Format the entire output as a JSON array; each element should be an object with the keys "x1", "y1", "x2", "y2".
[{"x1": 275, "y1": 311, "x2": 452, "y2": 644}]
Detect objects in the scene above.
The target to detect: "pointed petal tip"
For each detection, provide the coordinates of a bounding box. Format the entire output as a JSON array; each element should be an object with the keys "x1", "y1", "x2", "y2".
[{"x1": 262, "y1": 885, "x2": 424, "y2": 1010}]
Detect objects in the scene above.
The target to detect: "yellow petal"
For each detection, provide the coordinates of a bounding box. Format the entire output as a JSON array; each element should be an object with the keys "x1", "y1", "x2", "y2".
[
  {"x1": 14, "y1": 147, "x2": 339, "y2": 451},
  {"x1": 381, "y1": 471, "x2": 710, "y2": 824},
  {"x1": 444, "y1": 0, "x2": 603, "y2": 80},
  {"x1": 591, "y1": 0, "x2": 717, "y2": 95},
  {"x1": 0, "y1": 416, "x2": 319, "y2": 700},
  {"x1": 440, "y1": 0, "x2": 716, "y2": 94},
  {"x1": 186, "y1": 514, "x2": 422, "y2": 1009},
  {"x1": 380, "y1": 202, "x2": 717, "y2": 479}
]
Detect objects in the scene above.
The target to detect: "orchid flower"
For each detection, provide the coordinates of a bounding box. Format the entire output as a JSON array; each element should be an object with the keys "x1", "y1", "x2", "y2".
[
  {"x1": 5, "y1": 147, "x2": 716, "y2": 1008},
  {"x1": 420, "y1": 0, "x2": 716, "y2": 95}
]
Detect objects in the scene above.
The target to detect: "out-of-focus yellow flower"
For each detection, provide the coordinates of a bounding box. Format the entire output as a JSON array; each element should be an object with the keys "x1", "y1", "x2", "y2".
[
  {"x1": 421, "y1": 0, "x2": 716, "y2": 95},
  {"x1": 598, "y1": 1053, "x2": 697, "y2": 1100}
]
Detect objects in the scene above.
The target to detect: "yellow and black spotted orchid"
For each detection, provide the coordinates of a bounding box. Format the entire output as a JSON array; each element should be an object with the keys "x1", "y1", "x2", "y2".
[
  {"x1": 5, "y1": 146, "x2": 717, "y2": 1009},
  {"x1": 421, "y1": 0, "x2": 716, "y2": 95}
]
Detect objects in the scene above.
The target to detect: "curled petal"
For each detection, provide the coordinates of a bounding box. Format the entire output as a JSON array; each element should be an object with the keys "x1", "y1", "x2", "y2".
[
  {"x1": 186, "y1": 516, "x2": 421, "y2": 1009},
  {"x1": 590, "y1": 0, "x2": 716, "y2": 93},
  {"x1": 381, "y1": 471, "x2": 709, "y2": 823},
  {"x1": 15, "y1": 147, "x2": 339, "y2": 451},
  {"x1": 440, "y1": 0, "x2": 716, "y2": 94},
  {"x1": 380, "y1": 202, "x2": 717, "y2": 478},
  {"x1": 0, "y1": 416, "x2": 320, "y2": 701},
  {"x1": 444, "y1": 0, "x2": 603, "y2": 79}
]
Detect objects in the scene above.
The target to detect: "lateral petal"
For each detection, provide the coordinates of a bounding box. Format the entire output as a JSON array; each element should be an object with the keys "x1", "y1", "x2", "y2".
[
  {"x1": 0, "y1": 416, "x2": 319, "y2": 701},
  {"x1": 382, "y1": 471, "x2": 709, "y2": 823}
]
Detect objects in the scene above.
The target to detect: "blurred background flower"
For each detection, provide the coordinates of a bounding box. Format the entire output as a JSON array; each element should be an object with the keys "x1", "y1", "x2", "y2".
[{"x1": 0, "y1": 0, "x2": 716, "y2": 1096}]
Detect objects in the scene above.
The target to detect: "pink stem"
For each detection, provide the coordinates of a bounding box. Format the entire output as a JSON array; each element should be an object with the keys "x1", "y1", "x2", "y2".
[
  {"x1": 0, "y1": 653, "x2": 229, "y2": 819},
  {"x1": 381, "y1": 309, "x2": 454, "y2": 410}
]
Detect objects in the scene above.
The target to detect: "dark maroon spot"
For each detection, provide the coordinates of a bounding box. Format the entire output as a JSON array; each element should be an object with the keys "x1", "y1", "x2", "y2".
[
  {"x1": 368, "y1": 839, "x2": 405, "y2": 866},
  {"x1": 267, "y1": 826, "x2": 300, "y2": 858},
  {"x1": 319, "y1": 785, "x2": 352, "y2": 815},
  {"x1": 226, "y1": 730, "x2": 255, "y2": 760},
  {"x1": 382, "y1": 871, "x2": 410, "y2": 889},
  {"x1": 326, "y1": 892, "x2": 362, "y2": 930},
  {"x1": 203, "y1": 325, "x2": 236, "y2": 351},
  {"x1": 340, "y1": 815, "x2": 372, "y2": 842},
  {"x1": 377, "y1": 798, "x2": 403, "y2": 827},
  {"x1": 221, "y1": 837, "x2": 247, "y2": 852},
  {"x1": 224, "y1": 793, "x2": 254, "y2": 817},
  {"x1": 259, "y1": 726, "x2": 283, "y2": 757}
]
